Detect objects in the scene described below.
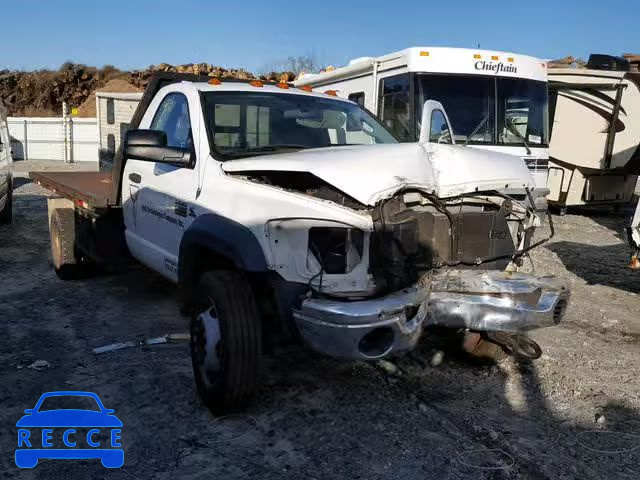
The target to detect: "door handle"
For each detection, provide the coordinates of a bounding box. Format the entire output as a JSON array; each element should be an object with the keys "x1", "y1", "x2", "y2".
[{"x1": 129, "y1": 173, "x2": 141, "y2": 184}]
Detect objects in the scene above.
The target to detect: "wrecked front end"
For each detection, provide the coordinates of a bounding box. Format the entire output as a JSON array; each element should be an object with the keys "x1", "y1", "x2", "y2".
[{"x1": 292, "y1": 188, "x2": 570, "y2": 360}]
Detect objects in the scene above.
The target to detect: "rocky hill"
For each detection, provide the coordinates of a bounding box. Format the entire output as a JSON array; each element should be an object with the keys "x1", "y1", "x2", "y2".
[{"x1": 0, "y1": 63, "x2": 296, "y2": 117}]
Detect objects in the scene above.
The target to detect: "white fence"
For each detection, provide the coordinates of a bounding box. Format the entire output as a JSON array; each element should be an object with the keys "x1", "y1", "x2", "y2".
[{"x1": 8, "y1": 117, "x2": 98, "y2": 163}]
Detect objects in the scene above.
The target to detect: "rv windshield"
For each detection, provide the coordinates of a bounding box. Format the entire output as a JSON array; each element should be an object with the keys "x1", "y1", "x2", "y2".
[
  {"x1": 415, "y1": 74, "x2": 548, "y2": 147},
  {"x1": 202, "y1": 91, "x2": 398, "y2": 158}
]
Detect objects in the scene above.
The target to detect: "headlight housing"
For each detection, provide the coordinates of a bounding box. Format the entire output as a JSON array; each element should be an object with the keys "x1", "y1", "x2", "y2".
[{"x1": 266, "y1": 219, "x2": 374, "y2": 296}]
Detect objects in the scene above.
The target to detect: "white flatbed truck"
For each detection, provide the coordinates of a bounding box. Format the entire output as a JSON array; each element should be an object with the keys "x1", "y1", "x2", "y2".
[{"x1": 32, "y1": 73, "x2": 570, "y2": 412}]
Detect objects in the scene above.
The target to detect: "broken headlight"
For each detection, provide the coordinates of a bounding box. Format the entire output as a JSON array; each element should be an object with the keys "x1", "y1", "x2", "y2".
[
  {"x1": 266, "y1": 218, "x2": 374, "y2": 296},
  {"x1": 308, "y1": 227, "x2": 364, "y2": 274}
]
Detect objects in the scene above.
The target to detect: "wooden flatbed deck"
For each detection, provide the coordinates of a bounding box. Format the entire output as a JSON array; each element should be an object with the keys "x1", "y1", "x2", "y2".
[{"x1": 30, "y1": 171, "x2": 114, "y2": 208}]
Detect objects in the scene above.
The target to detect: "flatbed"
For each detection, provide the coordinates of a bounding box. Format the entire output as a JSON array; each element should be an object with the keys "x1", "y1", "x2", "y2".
[{"x1": 31, "y1": 171, "x2": 113, "y2": 209}]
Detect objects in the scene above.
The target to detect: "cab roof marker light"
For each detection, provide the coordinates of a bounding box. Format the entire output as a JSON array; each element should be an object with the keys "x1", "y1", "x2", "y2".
[
  {"x1": 249, "y1": 80, "x2": 264, "y2": 87},
  {"x1": 491, "y1": 55, "x2": 499, "y2": 61},
  {"x1": 473, "y1": 54, "x2": 482, "y2": 59},
  {"x1": 208, "y1": 78, "x2": 221, "y2": 85},
  {"x1": 275, "y1": 82, "x2": 289, "y2": 89},
  {"x1": 299, "y1": 85, "x2": 313, "y2": 92},
  {"x1": 324, "y1": 90, "x2": 338, "y2": 96},
  {"x1": 507, "y1": 57, "x2": 515, "y2": 62},
  {"x1": 419, "y1": 51, "x2": 430, "y2": 57}
]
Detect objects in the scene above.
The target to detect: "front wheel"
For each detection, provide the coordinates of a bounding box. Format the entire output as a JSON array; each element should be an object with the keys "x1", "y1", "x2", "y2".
[{"x1": 190, "y1": 271, "x2": 262, "y2": 413}]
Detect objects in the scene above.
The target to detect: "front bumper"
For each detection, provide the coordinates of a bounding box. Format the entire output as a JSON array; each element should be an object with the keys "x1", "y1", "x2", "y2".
[{"x1": 293, "y1": 269, "x2": 569, "y2": 360}]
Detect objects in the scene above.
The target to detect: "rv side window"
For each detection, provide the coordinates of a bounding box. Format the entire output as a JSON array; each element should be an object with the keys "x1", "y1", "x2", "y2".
[
  {"x1": 379, "y1": 74, "x2": 411, "y2": 142},
  {"x1": 348, "y1": 92, "x2": 365, "y2": 107},
  {"x1": 430, "y1": 110, "x2": 452, "y2": 144}
]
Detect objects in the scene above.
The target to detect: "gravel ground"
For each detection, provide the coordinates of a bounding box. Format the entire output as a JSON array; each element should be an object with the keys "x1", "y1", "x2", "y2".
[{"x1": 1, "y1": 179, "x2": 639, "y2": 479}]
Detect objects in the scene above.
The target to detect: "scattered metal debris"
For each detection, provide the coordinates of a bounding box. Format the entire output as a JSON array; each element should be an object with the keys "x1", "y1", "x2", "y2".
[
  {"x1": 26, "y1": 360, "x2": 51, "y2": 371},
  {"x1": 93, "y1": 333, "x2": 190, "y2": 354}
]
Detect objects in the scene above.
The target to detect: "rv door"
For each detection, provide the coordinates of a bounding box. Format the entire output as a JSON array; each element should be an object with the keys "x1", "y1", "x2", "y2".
[{"x1": 419, "y1": 100, "x2": 455, "y2": 145}]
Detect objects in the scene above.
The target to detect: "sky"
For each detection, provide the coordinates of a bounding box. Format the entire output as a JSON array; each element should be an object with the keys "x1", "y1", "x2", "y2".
[{"x1": 2, "y1": 0, "x2": 638, "y2": 72}]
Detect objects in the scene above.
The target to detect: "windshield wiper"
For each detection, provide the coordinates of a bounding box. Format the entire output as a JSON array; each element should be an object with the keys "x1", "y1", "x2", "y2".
[
  {"x1": 505, "y1": 118, "x2": 531, "y2": 155},
  {"x1": 463, "y1": 114, "x2": 489, "y2": 147},
  {"x1": 226, "y1": 144, "x2": 309, "y2": 156}
]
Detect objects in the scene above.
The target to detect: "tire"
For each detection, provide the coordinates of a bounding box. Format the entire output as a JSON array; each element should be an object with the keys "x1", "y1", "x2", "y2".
[
  {"x1": 50, "y1": 208, "x2": 86, "y2": 280},
  {"x1": 190, "y1": 270, "x2": 262, "y2": 413},
  {"x1": 0, "y1": 186, "x2": 11, "y2": 225}
]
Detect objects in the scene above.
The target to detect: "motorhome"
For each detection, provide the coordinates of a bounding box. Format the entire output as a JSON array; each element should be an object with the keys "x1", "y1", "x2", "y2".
[
  {"x1": 295, "y1": 47, "x2": 550, "y2": 209},
  {"x1": 547, "y1": 55, "x2": 640, "y2": 212}
]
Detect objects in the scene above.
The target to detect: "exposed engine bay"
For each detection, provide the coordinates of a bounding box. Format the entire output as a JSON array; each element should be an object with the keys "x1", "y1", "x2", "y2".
[
  {"x1": 232, "y1": 170, "x2": 548, "y2": 298},
  {"x1": 368, "y1": 189, "x2": 542, "y2": 292}
]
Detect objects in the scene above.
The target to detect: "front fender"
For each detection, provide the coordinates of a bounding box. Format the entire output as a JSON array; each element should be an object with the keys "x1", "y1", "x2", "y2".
[{"x1": 179, "y1": 213, "x2": 269, "y2": 282}]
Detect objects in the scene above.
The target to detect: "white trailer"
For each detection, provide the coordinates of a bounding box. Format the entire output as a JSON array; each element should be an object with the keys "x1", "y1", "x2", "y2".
[
  {"x1": 548, "y1": 55, "x2": 640, "y2": 212},
  {"x1": 295, "y1": 47, "x2": 550, "y2": 209}
]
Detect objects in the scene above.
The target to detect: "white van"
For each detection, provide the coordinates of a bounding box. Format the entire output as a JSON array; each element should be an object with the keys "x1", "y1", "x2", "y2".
[{"x1": 0, "y1": 101, "x2": 13, "y2": 224}]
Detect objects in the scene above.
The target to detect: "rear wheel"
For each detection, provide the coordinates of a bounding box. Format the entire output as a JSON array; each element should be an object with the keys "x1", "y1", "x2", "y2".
[
  {"x1": 50, "y1": 208, "x2": 90, "y2": 280},
  {"x1": 0, "y1": 186, "x2": 12, "y2": 224},
  {"x1": 190, "y1": 271, "x2": 262, "y2": 413}
]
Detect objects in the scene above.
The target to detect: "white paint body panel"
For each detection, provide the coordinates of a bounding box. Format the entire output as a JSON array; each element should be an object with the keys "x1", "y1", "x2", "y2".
[{"x1": 222, "y1": 142, "x2": 533, "y2": 206}]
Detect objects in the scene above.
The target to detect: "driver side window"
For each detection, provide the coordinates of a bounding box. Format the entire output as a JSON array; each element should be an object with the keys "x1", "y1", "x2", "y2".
[
  {"x1": 429, "y1": 110, "x2": 452, "y2": 144},
  {"x1": 150, "y1": 93, "x2": 194, "y2": 150}
]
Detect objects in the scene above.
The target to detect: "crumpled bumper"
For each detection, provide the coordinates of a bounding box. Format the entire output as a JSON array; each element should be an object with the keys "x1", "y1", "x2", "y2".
[{"x1": 292, "y1": 270, "x2": 569, "y2": 360}]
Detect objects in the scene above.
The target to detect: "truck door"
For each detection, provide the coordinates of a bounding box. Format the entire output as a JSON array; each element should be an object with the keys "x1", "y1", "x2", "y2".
[{"x1": 122, "y1": 91, "x2": 198, "y2": 281}]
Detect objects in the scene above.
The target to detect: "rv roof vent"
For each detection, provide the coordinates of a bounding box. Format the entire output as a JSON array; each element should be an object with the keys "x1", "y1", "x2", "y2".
[
  {"x1": 587, "y1": 54, "x2": 630, "y2": 71},
  {"x1": 348, "y1": 57, "x2": 374, "y2": 66}
]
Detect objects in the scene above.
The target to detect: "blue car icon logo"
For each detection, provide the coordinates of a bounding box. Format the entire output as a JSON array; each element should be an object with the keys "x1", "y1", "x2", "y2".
[{"x1": 16, "y1": 391, "x2": 123, "y2": 468}]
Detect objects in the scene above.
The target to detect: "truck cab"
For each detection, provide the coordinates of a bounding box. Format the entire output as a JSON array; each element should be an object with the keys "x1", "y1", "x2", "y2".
[{"x1": 33, "y1": 75, "x2": 570, "y2": 413}]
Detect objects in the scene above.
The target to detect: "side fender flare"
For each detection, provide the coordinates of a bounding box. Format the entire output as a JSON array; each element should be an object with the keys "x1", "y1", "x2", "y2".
[{"x1": 179, "y1": 213, "x2": 269, "y2": 285}]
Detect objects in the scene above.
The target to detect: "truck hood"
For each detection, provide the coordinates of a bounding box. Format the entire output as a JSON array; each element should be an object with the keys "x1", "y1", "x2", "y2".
[{"x1": 221, "y1": 143, "x2": 534, "y2": 206}]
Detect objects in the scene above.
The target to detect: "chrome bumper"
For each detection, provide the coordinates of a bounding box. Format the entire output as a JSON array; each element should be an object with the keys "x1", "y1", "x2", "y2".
[{"x1": 292, "y1": 270, "x2": 569, "y2": 360}]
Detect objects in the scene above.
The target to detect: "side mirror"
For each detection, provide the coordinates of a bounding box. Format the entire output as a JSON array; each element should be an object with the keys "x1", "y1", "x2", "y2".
[
  {"x1": 124, "y1": 129, "x2": 193, "y2": 168},
  {"x1": 419, "y1": 100, "x2": 456, "y2": 145},
  {"x1": 24, "y1": 409, "x2": 34, "y2": 414}
]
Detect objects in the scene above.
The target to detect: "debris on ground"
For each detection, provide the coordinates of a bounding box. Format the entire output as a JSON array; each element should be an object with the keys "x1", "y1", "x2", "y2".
[
  {"x1": 26, "y1": 360, "x2": 51, "y2": 371},
  {"x1": 92, "y1": 333, "x2": 190, "y2": 354}
]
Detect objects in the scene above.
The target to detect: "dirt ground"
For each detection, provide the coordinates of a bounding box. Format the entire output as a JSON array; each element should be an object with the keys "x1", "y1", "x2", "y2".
[{"x1": 1, "y1": 179, "x2": 639, "y2": 479}]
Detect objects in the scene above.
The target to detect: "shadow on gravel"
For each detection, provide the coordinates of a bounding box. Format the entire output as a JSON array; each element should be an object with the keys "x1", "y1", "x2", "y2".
[{"x1": 547, "y1": 241, "x2": 640, "y2": 294}]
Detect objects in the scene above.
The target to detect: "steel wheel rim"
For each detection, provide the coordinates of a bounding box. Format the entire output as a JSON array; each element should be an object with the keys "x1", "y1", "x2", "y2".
[{"x1": 194, "y1": 300, "x2": 222, "y2": 388}]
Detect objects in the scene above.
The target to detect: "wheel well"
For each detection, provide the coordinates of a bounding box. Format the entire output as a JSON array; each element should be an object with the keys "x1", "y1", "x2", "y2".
[
  {"x1": 180, "y1": 245, "x2": 237, "y2": 311},
  {"x1": 179, "y1": 245, "x2": 302, "y2": 346}
]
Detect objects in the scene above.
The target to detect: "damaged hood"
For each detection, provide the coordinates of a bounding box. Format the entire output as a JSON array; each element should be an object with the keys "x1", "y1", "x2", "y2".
[{"x1": 221, "y1": 143, "x2": 534, "y2": 206}]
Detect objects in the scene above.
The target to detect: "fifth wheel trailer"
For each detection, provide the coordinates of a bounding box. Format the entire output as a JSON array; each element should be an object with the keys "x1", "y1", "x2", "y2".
[
  {"x1": 547, "y1": 55, "x2": 640, "y2": 211},
  {"x1": 295, "y1": 47, "x2": 550, "y2": 209}
]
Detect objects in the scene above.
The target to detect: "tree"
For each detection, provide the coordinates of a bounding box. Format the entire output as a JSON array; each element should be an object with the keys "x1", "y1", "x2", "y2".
[{"x1": 259, "y1": 53, "x2": 320, "y2": 75}]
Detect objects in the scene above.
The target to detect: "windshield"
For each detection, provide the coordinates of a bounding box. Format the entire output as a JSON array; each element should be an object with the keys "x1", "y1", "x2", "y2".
[
  {"x1": 202, "y1": 91, "x2": 398, "y2": 158},
  {"x1": 415, "y1": 74, "x2": 548, "y2": 147}
]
